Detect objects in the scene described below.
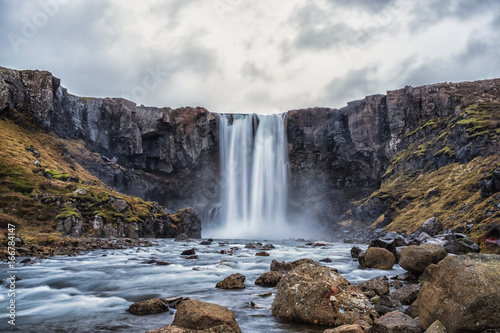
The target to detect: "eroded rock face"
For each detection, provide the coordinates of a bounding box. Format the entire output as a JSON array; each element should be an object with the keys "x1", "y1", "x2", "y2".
[
  {"x1": 271, "y1": 263, "x2": 377, "y2": 325},
  {"x1": 418, "y1": 254, "x2": 500, "y2": 332}
]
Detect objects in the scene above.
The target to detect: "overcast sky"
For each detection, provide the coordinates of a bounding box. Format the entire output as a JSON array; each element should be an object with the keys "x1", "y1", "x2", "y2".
[{"x1": 1, "y1": 0, "x2": 499, "y2": 114}]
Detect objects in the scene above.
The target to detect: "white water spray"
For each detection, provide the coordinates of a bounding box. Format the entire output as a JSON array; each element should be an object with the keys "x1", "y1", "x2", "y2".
[{"x1": 210, "y1": 113, "x2": 291, "y2": 239}]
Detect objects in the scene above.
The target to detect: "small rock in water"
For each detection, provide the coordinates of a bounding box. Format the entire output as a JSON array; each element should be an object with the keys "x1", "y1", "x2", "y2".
[
  {"x1": 319, "y1": 258, "x2": 332, "y2": 263},
  {"x1": 255, "y1": 251, "x2": 270, "y2": 256},
  {"x1": 185, "y1": 255, "x2": 198, "y2": 260},
  {"x1": 155, "y1": 260, "x2": 171, "y2": 266},
  {"x1": 216, "y1": 273, "x2": 245, "y2": 289},
  {"x1": 175, "y1": 233, "x2": 191, "y2": 242},
  {"x1": 255, "y1": 271, "x2": 282, "y2": 287},
  {"x1": 127, "y1": 298, "x2": 169, "y2": 315},
  {"x1": 181, "y1": 248, "x2": 196, "y2": 256},
  {"x1": 350, "y1": 246, "x2": 362, "y2": 258},
  {"x1": 312, "y1": 241, "x2": 332, "y2": 246},
  {"x1": 258, "y1": 292, "x2": 273, "y2": 298},
  {"x1": 200, "y1": 240, "x2": 212, "y2": 245}
]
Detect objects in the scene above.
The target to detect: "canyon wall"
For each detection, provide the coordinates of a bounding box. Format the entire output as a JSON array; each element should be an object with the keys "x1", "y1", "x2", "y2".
[{"x1": 1, "y1": 67, "x2": 499, "y2": 236}]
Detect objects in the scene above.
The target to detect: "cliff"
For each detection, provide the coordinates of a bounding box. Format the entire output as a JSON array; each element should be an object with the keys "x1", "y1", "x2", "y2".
[
  {"x1": 288, "y1": 80, "x2": 500, "y2": 248},
  {"x1": 1, "y1": 66, "x2": 499, "y2": 249}
]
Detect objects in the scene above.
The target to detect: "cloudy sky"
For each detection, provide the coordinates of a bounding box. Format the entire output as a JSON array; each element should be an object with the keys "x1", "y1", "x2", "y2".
[{"x1": 1, "y1": 0, "x2": 499, "y2": 114}]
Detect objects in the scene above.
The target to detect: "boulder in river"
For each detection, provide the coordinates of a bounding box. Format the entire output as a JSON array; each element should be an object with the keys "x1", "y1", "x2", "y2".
[
  {"x1": 127, "y1": 297, "x2": 169, "y2": 315},
  {"x1": 418, "y1": 253, "x2": 500, "y2": 332},
  {"x1": 216, "y1": 273, "x2": 245, "y2": 289},
  {"x1": 255, "y1": 271, "x2": 282, "y2": 287},
  {"x1": 399, "y1": 243, "x2": 447, "y2": 274},
  {"x1": 358, "y1": 248, "x2": 395, "y2": 270},
  {"x1": 147, "y1": 299, "x2": 241, "y2": 333},
  {"x1": 270, "y1": 258, "x2": 316, "y2": 274},
  {"x1": 271, "y1": 262, "x2": 377, "y2": 325}
]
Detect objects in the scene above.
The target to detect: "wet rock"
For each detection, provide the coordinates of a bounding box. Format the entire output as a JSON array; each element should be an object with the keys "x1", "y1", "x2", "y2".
[
  {"x1": 162, "y1": 297, "x2": 190, "y2": 309},
  {"x1": 358, "y1": 248, "x2": 395, "y2": 270},
  {"x1": 185, "y1": 255, "x2": 198, "y2": 260},
  {"x1": 244, "y1": 242, "x2": 275, "y2": 250},
  {"x1": 390, "y1": 283, "x2": 420, "y2": 305},
  {"x1": 399, "y1": 244, "x2": 447, "y2": 274},
  {"x1": 175, "y1": 233, "x2": 191, "y2": 242},
  {"x1": 319, "y1": 258, "x2": 333, "y2": 263},
  {"x1": 374, "y1": 295, "x2": 404, "y2": 316},
  {"x1": 255, "y1": 251, "x2": 270, "y2": 256},
  {"x1": 312, "y1": 241, "x2": 332, "y2": 246},
  {"x1": 216, "y1": 273, "x2": 245, "y2": 289},
  {"x1": 255, "y1": 271, "x2": 282, "y2": 287},
  {"x1": 127, "y1": 297, "x2": 169, "y2": 315},
  {"x1": 369, "y1": 310, "x2": 420, "y2": 333},
  {"x1": 324, "y1": 324, "x2": 365, "y2": 333},
  {"x1": 271, "y1": 262, "x2": 377, "y2": 325},
  {"x1": 258, "y1": 292, "x2": 272, "y2": 298},
  {"x1": 270, "y1": 258, "x2": 316, "y2": 275},
  {"x1": 418, "y1": 254, "x2": 500, "y2": 332},
  {"x1": 369, "y1": 235, "x2": 409, "y2": 260},
  {"x1": 200, "y1": 240, "x2": 212, "y2": 245},
  {"x1": 405, "y1": 300, "x2": 419, "y2": 318},
  {"x1": 181, "y1": 248, "x2": 196, "y2": 256},
  {"x1": 351, "y1": 246, "x2": 363, "y2": 258},
  {"x1": 155, "y1": 260, "x2": 171, "y2": 266},
  {"x1": 420, "y1": 217, "x2": 443, "y2": 236},
  {"x1": 149, "y1": 299, "x2": 241, "y2": 333},
  {"x1": 424, "y1": 320, "x2": 447, "y2": 333},
  {"x1": 356, "y1": 276, "x2": 389, "y2": 296}
]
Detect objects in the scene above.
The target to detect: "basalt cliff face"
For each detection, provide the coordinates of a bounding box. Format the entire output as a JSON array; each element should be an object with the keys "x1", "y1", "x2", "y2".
[
  {"x1": 0, "y1": 68, "x2": 219, "y2": 220},
  {"x1": 1, "y1": 67, "x2": 499, "y2": 245}
]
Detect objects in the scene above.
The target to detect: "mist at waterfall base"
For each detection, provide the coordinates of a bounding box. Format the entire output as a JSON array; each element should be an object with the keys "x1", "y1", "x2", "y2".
[{"x1": 206, "y1": 113, "x2": 318, "y2": 240}]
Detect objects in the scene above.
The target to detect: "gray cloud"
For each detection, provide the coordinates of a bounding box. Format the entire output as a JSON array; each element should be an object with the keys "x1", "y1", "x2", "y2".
[{"x1": 241, "y1": 61, "x2": 272, "y2": 82}]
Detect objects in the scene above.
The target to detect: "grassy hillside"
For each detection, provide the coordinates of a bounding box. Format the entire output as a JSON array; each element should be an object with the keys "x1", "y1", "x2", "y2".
[
  {"x1": 0, "y1": 118, "x2": 185, "y2": 253},
  {"x1": 360, "y1": 100, "x2": 500, "y2": 252}
]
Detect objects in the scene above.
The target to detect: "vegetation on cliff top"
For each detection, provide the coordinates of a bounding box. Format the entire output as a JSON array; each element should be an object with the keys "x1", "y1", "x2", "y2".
[
  {"x1": 0, "y1": 117, "x2": 180, "y2": 253},
  {"x1": 364, "y1": 99, "x2": 500, "y2": 252}
]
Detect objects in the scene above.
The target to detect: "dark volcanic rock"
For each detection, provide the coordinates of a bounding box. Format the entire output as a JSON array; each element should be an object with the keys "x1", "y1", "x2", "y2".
[
  {"x1": 127, "y1": 297, "x2": 169, "y2": 315},
  {"x1": 255, "y1": 271, "x2": 282, "y2": 287},
  {"x1": 216, "y1": 273, "x2": 245, "y2": 289}
]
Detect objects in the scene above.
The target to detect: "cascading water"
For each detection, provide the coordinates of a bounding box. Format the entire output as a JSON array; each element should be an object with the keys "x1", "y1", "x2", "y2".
[{"x1": 210, "y1": 113, "x2": 291, "y2": 239}]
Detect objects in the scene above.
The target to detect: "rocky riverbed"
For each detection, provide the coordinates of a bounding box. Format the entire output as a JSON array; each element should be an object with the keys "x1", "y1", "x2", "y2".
[{"x1": 1, "y1": 233, "x2": 498, "y2": 333}]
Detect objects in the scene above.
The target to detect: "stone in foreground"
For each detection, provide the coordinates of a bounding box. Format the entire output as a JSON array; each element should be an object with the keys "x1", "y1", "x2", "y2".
[
  {"x1": 215, "y1": 273, "x2": 245, "y2": 289},
  {"x1": 399, "y1": 244, "x2": 447, "y2": 274},
  {"x1": 146, "y1": 299, "x2": 241, "y2": 333},
  {"x1": 358, "y1": 248, "x2": 395, "y2": 270},
  {"x1": 418, "y1": 254, "x2": 500, "y2": 332},
  {"x1": 272, "y1": 262, "x2": 377, "y2": 325},
  {"x1": 369, "y1": 310, "x2": 420, "y2": 333}
]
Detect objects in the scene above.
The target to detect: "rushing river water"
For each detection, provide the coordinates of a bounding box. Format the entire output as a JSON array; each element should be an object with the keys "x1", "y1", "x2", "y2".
[{"x1": 1, "y1": 239, "x2": 405, "y2": 333}]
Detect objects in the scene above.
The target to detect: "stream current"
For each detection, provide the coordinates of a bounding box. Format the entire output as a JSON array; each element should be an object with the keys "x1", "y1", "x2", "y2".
[{"x1": 0, "y1": 239, "x2": 405, "y2": 332}]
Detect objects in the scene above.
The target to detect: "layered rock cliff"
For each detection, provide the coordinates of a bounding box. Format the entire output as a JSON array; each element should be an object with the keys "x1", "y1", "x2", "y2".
[
  {"x1": 1, "y1": 66, "x2": 499, "y2": 245},
  {"x1": 0, "y1": 68, "x2": 219, "y2": 220}
]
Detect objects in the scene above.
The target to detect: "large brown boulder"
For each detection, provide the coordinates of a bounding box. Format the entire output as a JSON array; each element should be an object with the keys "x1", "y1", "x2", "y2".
[
  {"x1": 215, "y1": 273, "x2": 245, "y2": 289},
  {"x1": 369, "y1": 310, "x2": 420, "y2": 333},
  {"x1": 418, "y1": 254, "x2": 500, "y2": 332},
  {"x1": 271, "y1": 262, "x2": 378, "y2": 325},
  {"x1": 399, "y1": 244, "x2": 447, "y2": 274},
  {"x1": 127, "y1": 297, "x2": 169, "y2": 315},
  {"x1": 358, "y1": 248, "x2": 395, "y2": 270},
  {"x1": 158, "y1": 299, "x2": 241, "y2": 333},
  {"x1": 255, "y1": 271, "x2": 282, "y2": 287}
]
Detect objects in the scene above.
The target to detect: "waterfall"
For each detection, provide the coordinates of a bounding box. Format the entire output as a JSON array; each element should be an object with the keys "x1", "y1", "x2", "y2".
[{"x1": 211, "y1": 113, "x2": 291, "y2": 239}]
